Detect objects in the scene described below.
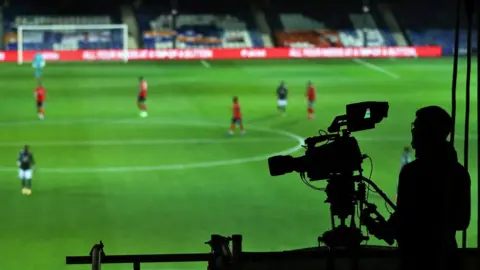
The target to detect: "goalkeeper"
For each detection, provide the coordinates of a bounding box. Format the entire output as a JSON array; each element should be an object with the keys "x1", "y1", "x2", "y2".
[{"x1": 32, "y1": 52, "x2": 45, "y2": 81}]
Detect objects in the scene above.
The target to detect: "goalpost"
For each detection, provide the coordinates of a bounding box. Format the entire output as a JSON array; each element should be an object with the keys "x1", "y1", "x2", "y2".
[{"x1": 17, "y1": 24, "x2": 129, "y2": 64}]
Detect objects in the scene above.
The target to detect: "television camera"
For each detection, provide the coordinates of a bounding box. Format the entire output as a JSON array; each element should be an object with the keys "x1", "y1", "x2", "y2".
[{"x1": 268, "y1": 101, "x2": 397, "y2": 249}]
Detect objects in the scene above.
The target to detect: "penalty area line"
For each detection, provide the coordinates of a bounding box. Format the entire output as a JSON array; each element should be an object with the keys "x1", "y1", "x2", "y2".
[
  {"x1": 200, "y1": 60, "x2": 211, "y2": 68},
  {"x1": 352, "y1": 58, "x2": 400, "y2": 79}
]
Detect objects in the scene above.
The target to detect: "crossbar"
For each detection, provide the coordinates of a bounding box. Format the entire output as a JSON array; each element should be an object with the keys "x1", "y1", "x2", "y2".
[
  {"x1": 17, "y1": 24, "x2": 129, "y2": 64},
  {"x1": 18, "y1": 24, "x2": 127, "y2": 31}
]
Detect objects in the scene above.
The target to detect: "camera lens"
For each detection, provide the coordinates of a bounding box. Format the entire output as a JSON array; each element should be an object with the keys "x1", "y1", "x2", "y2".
[{"x1": 268, "y1": 155, "x2": 294, "y2": 176}]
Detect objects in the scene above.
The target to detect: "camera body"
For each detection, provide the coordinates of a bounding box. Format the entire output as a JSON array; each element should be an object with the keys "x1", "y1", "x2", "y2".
[
  {"x1": 268, "y1": 101, "x2": 389, "y2": 181},
  {"x1": 268, "y1": 133, "x2": 363, "y2": 181}
]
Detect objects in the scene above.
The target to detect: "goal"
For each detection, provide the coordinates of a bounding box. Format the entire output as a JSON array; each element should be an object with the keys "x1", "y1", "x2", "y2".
[{"x1": 17, "y1": 24, "x2": 129, "y2": 64}]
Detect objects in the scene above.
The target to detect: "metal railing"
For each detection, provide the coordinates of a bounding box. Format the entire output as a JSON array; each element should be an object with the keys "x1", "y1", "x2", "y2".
[{"x1": 66, "y1": 235, "x2": 478, "y2": 270}]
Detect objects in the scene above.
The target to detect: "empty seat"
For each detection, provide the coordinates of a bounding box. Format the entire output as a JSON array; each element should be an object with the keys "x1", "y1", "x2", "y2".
[
  {"x1": 276, "y1": 30, "x2": 343, "y2": 47},
  {"x1": 280, "y1": 14, "x2": 325, "y2": 31},
  {"x1": 144, "y1": 14, "x2": 252, "y2": 48}
]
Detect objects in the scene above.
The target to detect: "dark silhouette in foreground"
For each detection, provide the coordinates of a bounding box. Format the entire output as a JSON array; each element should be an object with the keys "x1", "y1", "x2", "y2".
[
  {"x1": 66, "y1": 104, "x2": 479, "y2": 270},
  {"x1": 388, "y1": 106, "x2": 471, "y2": 270}
]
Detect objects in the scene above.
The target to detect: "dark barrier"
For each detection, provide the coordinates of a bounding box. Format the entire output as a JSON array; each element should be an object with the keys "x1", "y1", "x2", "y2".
[{"x1": 66, "y1": 236, "x2": 479, "y2": 270}]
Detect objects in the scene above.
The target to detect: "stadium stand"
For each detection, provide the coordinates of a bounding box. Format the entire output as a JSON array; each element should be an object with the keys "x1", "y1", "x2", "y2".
[
  {"x1": 268, "y1": 1, "x2": 397, "y2": 48},
  {"x1": 136, "y1": 0, "x2": 263, "y2": 49},
  {"x1": 120, "y1": 5, "x2": 141, "y2": 49},
  {"x1": 3, "y1": 1, "x2": 123, "y2": 51},
  {"x1": 391, "y1": 1, "x2": 478, "y2": 55},
  {"x1": 1, "y1": 0, "x2": 476, "y2": 54}
]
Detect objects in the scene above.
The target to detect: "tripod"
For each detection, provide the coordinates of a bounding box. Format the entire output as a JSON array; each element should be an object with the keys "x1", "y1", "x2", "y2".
[{"x1": 317, "y1": 174, "x2": 394, "y2": 270}]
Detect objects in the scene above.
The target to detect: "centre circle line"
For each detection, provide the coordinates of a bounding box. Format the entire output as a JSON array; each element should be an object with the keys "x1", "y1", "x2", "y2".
[{"x1": 0, "y1": 118, "x2": 304, "y2": 173}]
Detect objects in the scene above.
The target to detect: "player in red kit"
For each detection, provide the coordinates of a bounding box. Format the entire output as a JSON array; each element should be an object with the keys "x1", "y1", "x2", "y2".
[
  {"x1": 306, "y1": 81, "x2": 316, "y2": 119},
  {"x1": 34, "y1": 82, "x2": 46, "y2": 120},
  {"x1": 137, "y1": 76, "x2": 148, "y2": 118},
  {"x1": 228, "y1": 96, "x2": 245, "y2": 135}
]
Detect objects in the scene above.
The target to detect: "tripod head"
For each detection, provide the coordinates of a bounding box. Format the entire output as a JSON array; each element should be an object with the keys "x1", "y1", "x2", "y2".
[{"x1": 318, "y1": 175, "x2": 396, "y2": 249}]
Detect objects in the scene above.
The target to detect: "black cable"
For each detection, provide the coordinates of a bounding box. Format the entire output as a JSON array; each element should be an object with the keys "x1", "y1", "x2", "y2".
[
  {"x1": 476, "y1": 0, "x2": 480, "y2": 250},
  {"x1": 450, "y1": 0, "x2": 462, "y2": 144},
  {"x1": 462, "y1": 0, "x2": 474, "y2": 249}
]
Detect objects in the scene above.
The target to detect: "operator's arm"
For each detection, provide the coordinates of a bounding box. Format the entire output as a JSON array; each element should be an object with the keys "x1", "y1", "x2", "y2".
[
  {"x1": 454, "y1": 167, "x2": 471, "y2": 231},
  {"x1": 386, "y1": 166, "x2": 410, "y2": 240}
]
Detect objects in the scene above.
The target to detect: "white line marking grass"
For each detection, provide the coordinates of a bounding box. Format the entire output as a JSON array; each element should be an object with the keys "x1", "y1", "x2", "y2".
[
  {"x1": 353, "y1": 58, "x2": 400, "y2": 79},
  {"x1": 0, "y1": 119, "x2": 304, "y2": 173},
  {"x1": 0, "y1": 118, "x2": 476, "y2": 174},
  {"x1": 0, "y1": 137, "x2": 292, "y2": 147},
  {"x1": 200, "y1": 60, "x2": 211, "y2": 68}
]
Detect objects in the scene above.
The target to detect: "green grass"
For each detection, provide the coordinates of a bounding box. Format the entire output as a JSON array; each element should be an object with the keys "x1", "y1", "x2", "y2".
[{"x1": 0, "y1": 58, "x2": 477, "y2": 270}]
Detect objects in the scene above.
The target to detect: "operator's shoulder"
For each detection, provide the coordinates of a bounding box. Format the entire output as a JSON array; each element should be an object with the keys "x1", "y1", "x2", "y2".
[
  {"x1": 398, "y1": 161, "x2": 418, "y2": 179},
  {"x1": 402, "y1": 159, "x2": 469, "y2": 177},
  {"x1": 454, "y1": 162, "x2": 470, "y2": 177},
  {"x1": 402, "y1": 159, "x2": 420, "y2": 171}
]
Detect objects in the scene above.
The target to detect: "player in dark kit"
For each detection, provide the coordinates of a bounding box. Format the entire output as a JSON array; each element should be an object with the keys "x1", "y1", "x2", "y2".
[
  {"x1": 276, "y1": 81, "x2": 288, "y2": 116},
  {"x1": 228, "y1": 96, "x2": 245, "y2": 135},
  {"x1": 17, "y1": 145, "x2": 35, "y2": 195},
  {"x1": 137, "y1": 76, "x2": 148, "y2": 118}
]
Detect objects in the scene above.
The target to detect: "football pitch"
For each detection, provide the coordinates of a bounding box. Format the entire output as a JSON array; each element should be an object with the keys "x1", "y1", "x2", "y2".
[{"x1": 0, "y1": 58, "x2": 477, "y2": 270}]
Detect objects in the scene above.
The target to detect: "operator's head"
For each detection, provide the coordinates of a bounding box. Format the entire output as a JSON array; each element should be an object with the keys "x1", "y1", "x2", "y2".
[
  {"x1": 404, "y1": 146, "x2": 411, "y2": 152},
  {"x1": 280, "y1": 81, "x2": 285, "y2": 86},
  {"x1": 233, "y1": 96, "x2": 238, "y2": 103},
  {"x1": 23, "y1": 145, "x2": 29, "y2": 152},
  {"x1": 139, "y1": 76, "x2": 144, "y2": 82},
  {"x1": 411, "y1": 106, "x2": 452, "y2": 149}
]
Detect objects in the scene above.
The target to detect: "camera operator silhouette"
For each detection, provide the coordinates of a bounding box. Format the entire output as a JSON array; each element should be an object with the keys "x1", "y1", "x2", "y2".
[{"x1": 388, "y1": 106, "x2": 471, "y2": 270}]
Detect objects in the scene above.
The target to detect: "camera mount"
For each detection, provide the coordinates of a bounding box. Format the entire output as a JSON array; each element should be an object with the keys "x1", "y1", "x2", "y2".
[{"x1": 318, "y1": 175, "x2": 396, "y2": 250}]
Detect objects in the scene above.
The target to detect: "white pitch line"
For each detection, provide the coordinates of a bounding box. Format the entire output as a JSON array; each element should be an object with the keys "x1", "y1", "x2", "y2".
[
  {"x1": 0, "y1": 117, "x2": 477, "y2": 141},
  {"x1": 353, "y1": 58, "x2": 400, "y2": 79},
  {"x1": 0, "y1": 119, "x2": 305, "y2": 173},
  {"x1": 0, "y1": 137, "x2": 292, "y2": 147},
  {"x1": 0, "y1": 117, "x2": 476, "y2": 174},
  {"x1": 200, "y1": 60, "x2": 210, "y2": 68},
  {"x1": 2, "y1": 135, "x2": 473, "y2": 148}
]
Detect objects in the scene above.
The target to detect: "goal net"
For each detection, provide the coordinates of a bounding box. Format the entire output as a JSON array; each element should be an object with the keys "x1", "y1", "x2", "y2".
[{"x1": 17, "y1": 24, "x2": 129, "y2": 64}]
